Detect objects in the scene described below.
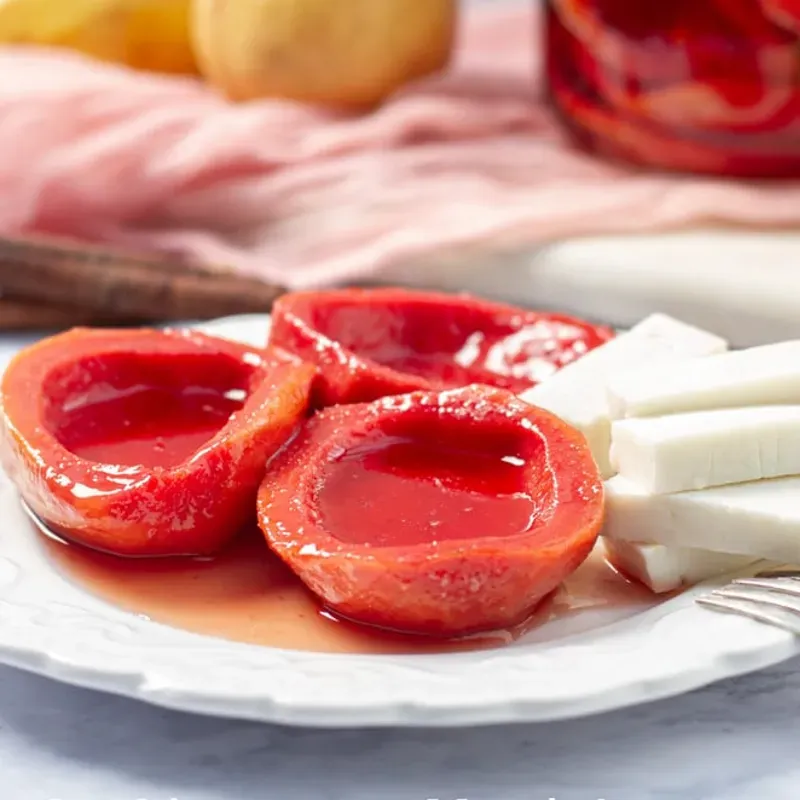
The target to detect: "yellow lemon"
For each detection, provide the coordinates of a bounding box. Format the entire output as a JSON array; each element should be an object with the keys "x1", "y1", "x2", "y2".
[
  {"x1": 0, "y1": 0, "x2": 197, "y2": 74},
  {"x1": 191, "y1": 0, "x2": 457, "y2": 106}
]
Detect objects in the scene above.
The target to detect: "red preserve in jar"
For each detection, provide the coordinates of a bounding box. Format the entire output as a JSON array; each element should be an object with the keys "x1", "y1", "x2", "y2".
[{"x1": 545, "y1": 0, "x2": 800, "y2": 176}]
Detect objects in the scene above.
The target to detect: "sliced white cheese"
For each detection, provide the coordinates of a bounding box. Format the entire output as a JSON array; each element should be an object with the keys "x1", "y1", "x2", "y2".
[
  {"x1": 520, "y1": 314, "x2": 727, "y2": 477},
  {"x1": 603, "y1": 475, "x2": 800, "y2": 563},
  {"x1": 603, "y1": 538, "x2": 755, "y2": 594},
  {"x1": 608, "y1": 340, "x2": 800, "y2": 420},
  {"x1": 610, "y1": 405, "x2": 800, "y2": 494}
]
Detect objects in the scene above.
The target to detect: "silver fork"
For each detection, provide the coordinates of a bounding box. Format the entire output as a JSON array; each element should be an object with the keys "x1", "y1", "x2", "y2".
[{"x1": 696, "y1": 569, "x2": 800, "y2": 634}]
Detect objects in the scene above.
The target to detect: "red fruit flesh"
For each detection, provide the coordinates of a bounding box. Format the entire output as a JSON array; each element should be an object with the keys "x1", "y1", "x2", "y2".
[
  {"x1": 269, "y1": 288, "x2": 613, "y2": 407},
  {"x1": 1, "y1": 328, "x2": 315, "y2": 556},
  {"x1": 257, "y1": 385, "x2": 604, "y2": 637}
]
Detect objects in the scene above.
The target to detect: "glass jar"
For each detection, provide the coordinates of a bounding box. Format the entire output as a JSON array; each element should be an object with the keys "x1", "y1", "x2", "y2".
[{"x1": 544, "y1": 0, "x2": 800, "y2": 177}]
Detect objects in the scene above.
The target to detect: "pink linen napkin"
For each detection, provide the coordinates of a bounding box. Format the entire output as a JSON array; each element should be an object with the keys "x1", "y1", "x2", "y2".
[{"x1": 0, "y1": 1, "x2": 798, "y2": 289}]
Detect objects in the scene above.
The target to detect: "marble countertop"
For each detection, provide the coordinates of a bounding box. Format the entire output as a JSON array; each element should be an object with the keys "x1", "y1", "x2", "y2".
[
  {"x1": 3, "y1": 658, "x2": 800, "y2": 800},
  {"x1": 384, "y1": 228, "x2": 800, "y2": 348},
  {"x1": 2, "y1": 333, "x2": 800, "y2": 800}
]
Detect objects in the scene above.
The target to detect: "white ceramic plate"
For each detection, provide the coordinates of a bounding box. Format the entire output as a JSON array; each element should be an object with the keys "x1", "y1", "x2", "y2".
[{"x1": 0, "y1": 314, "x2": 797, "y2": 729}]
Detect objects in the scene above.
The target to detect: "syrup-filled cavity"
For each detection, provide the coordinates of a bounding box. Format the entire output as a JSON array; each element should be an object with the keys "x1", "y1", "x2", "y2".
[
  {"x1": 42, "y1": 351, "x2": 253, "y2": 468},
  {"x1": 316, "y1": 411, "x2": 551, "y2": 548},
  {"x1": 305, "y1": 297, "x2": 608, "y2": 391}
]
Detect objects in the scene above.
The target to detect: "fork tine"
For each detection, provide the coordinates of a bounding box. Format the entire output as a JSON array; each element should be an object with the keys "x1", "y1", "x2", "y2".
[
  {"x1": 696, "y1": 596, "x2": 800, "y2": 635},
  {"x1": 733, "y1": 577, "x2": 800, "y2": 597},
  {"x1": 712, "y1": 586, "x2": 800, "y2": 616}
]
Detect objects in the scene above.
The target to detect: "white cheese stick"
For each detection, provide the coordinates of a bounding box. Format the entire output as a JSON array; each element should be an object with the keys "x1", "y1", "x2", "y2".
[
  {"x1": 520, "y1": 314, "x2": 727, "y2": 477},
  {"x1": 603, "y1": 475, "x2": 800, "y2": 563},
  {"x1": 603, "y1": 538, "x2": 755, "y2": 594},
  {"x1": 608, "y1": 340, "x2": 800, "y2": 420},
  {"x1": 610, "y1": 405, "x2": 800, "y2": 494}
]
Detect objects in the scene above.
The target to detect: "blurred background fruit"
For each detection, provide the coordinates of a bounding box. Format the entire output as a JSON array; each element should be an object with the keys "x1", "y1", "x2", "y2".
[
  {"x1": 191, "y1": 0, "x2": 457, "y2": 106},
  {"x1": 0, "y1": 0, "x2": 196, "y2": 74}
]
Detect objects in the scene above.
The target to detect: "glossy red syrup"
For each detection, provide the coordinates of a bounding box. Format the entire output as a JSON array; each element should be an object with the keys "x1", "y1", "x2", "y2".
[
  {"x1": 269, "y1": 289, "x2": 614, "y2": 406},
  {"x1": 257, "y1": 385, "x2": 608, "y2": 637},
  {"x1": 318, "y1": 436, "x2": 535, "y2": 548},
  {"x1": 352, "y1": 320, "x2": 601, "y2": 390},
  {"x1": 1, "y1": 327, "x2": 315, "y2": 556},
  {"x1": 36, "y1": 524, "x2": 657, "y2": 655},
  {"x1": 60, "y1": 386, "x2": 244, "y2": 468}
]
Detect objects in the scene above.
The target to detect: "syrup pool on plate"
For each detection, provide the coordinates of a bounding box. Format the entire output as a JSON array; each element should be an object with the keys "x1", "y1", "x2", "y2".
[
  {"x1": 32, "y1": 381, "x2": 658, "y2": 653},
  {"x1": 36, "y1": 523, "x2": 658, "y2": 655}
]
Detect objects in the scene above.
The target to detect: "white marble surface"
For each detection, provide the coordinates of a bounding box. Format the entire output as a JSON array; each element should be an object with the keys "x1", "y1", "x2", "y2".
[
  {"x1": 3, "y1": 332, "x2": 800, "y2": 800},
  {"x1": 1, "y1": 656, "x2": 800, "y2": 800},
  {"x1": 384, "y1": 229, "x2": 800, "y2": 348}
]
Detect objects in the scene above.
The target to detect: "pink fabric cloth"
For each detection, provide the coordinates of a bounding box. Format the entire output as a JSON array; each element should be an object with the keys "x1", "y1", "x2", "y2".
[{"x1": 0, "y1": 2, "x2": 798, "y2": 288}]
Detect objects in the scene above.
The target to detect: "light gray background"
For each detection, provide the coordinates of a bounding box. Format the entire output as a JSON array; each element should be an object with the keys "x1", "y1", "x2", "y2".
[{"x1": 3, "y1": 655, "x2": 800, "y2": 800}]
